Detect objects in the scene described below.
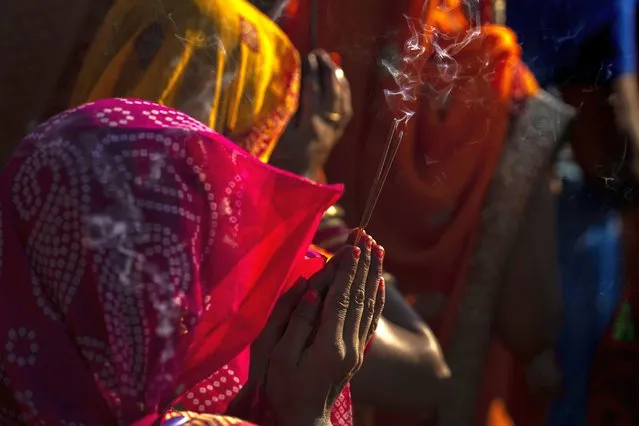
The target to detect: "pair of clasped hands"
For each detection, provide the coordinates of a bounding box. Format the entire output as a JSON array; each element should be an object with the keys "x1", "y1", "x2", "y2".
[{"x1": 230, "y1": 230, "x2": 385, "y2": 426}]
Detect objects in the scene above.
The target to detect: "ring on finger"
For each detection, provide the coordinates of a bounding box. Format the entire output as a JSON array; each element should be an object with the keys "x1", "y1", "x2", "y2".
[
  {"x1": 323, "y1": 112, "x2": 342, "y2": 123},
  {"x1": 354, "y1": 288, "x2": 366, "y2": 305},
  {"x1": 366, "y1": 297, "x2": 375, "y2": 314}
]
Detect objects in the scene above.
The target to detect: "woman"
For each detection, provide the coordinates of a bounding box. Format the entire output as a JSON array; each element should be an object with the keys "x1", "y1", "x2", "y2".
[
  {"x1": 504, "y1": 2, "x2": 634, "y2": 426},
  {"x1": 286, "y1": 0, "x2": 566, "y2": 425},
  {"x1": 0, "y1": 98, "x2": 385, "y2": 425},
  {"x1": 71, "y1": 0, "x2": 448, "y2": 418},
  {"x1": 505, "y1": 1, "x2": 639, "y2": 425},
  {"x1": 2, "y1": 2, "x2": 448, "y2": 422},
  {"x1": 0, "y1": 0, "x2": 301, "y2": 166},
  {"x1": 69, "y1": 0, "x2": 300, "y2": 162}
]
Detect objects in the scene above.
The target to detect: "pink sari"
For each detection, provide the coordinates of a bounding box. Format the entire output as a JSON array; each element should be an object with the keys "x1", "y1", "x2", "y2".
[{"x1": 0, "y1": 98, "x2": 343, "y2": 425}]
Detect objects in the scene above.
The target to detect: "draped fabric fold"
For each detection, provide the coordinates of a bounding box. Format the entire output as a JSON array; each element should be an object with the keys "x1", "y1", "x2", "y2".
[
  {"x1": 70, "y1": 0, "x2": 300, "y2": 163},
  {"x1": 0, "y1": 99, "x2": 342, "y2": 424},
  {"x1": 284, "y1": 1, "x2": 540, "y2": 425}
]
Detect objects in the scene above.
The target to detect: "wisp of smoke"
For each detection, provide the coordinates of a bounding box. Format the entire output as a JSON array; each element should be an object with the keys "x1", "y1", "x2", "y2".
[{"x1": 356, "y1": 0, "x2": 483, "y2": 240}]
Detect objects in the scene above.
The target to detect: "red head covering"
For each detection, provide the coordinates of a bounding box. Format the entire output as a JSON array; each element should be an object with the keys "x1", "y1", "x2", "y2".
[{"x1": 0, "y1": 98, "x2": 341, "y2": 424}]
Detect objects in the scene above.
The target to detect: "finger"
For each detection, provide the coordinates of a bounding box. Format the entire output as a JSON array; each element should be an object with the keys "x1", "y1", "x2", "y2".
[
  {"x1": 265, "y1": 279, "x2": 309, "y2": 336},
  {"x1": 316, "y1": 246, "x2": 360, "y2": 345},
  {"x1": 366, "y1": 276, "x2": 386, "y2": 345},
  {"x1": 324, "y1": 51, "x2": 351, "y2": 121},
  {"x1": 304, "y1": 259, "x2": 339, "y2": 305},
  {"x1": 337, "y1": 67, "x2": 353, "y2": 122},
  {"x1": 358, "y1": 243, "x2": 384, "y2": 346},
  {"x1": 299, "y1": 52, "x2": 321, "y2": 127},
  {"x1": 315, "y1": 50, "x2": 340, "y2": 113},
  {"x1": 252, "y1": 279, "x2": 309, "y2": 354},
  {"x1": 330, "y1": 52, "x2": 342, "y2": 67},
  {"x1": 272, "y1": 288, "x2": 323, "y2": 366},
  {"x1": 345, "y1": 228, "x2": 362, "y2": 246},
  {"x1": 342, "y1": 232, "x2": 373, "y2": 351}
]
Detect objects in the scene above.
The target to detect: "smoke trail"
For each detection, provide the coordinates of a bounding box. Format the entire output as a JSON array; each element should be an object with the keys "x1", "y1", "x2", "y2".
[
  {"x1": 360, "y1": 0, "x2": 483, "y2": 231},
  {"x1": 381, "y1": 0, "x2": 482, "y2": 129},
  {"x1": 375, "y1": 4, "x2": 491, "y2": 426}
]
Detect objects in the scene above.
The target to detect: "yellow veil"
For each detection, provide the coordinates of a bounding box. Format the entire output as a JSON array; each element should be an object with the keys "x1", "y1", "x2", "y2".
[{"x1": 70, "y1": 0, "x2": 300, "y2": 162}]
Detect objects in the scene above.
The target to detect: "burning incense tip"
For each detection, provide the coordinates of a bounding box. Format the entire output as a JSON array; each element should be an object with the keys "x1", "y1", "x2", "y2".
[{"x1": 353, "y1": 227, "x2": 365, "y2": 246}]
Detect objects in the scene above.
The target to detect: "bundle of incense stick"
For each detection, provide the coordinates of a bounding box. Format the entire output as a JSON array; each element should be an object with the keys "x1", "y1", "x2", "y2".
[
  {"x1": 354, "y1": 119, "x2": 405, "y2": 244},
  {"x1": 302, "y1": 0, "x2": 404, "y2": 244}
]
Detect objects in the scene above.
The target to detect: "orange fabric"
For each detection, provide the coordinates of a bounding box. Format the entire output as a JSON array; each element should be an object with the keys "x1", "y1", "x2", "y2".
[
  {"x1": 283, "y1": 1, "x2": 539, "y2": 425},
  {"x1": 488, "y1": 400, "x2": 514, "y2": 426}
]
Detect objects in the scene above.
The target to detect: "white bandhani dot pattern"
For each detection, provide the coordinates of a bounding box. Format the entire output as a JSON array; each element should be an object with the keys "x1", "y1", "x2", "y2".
[
  {"x1": 1, "y1": 99, "x2": 224, "y2": 423},
  {"x1": 12, "y1": 139, "x2": 89, "y2": 319},
  {"x1": 180, "y1": 364, "x2": 244, "y2": 413},
  {"x1": 95, "y1": 106, "x2": 135, "y2": 127},
  {"x1": 0, "y1": 98, "x2": 343, "y2": 425},
  {"x1": 330, "y1": 386, "x2": 354, "y2": 426},
  {"x1": 5, "y1": 328, "x2": 38, "y2": 367}
]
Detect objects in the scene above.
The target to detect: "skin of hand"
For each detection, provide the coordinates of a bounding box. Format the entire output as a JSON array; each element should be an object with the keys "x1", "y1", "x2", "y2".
[
  {"x1": 269, "y1": 50, "x2": 353, "y2": 180},
  {"x1": 265, "y1": 232, "x2": 384, "y2": 426},
  {"x1": 495, "y1": 174, "x2": 563, "y2": 396},
  {"x1": 496, "y1": 174, "x2": 562, "y2": 361},
  {"x1": 229, "y1": 231, "x2": 384, "y2": 426},
  {"x1": 611, "y1": 74, "x2": 639, "y2": 177}
]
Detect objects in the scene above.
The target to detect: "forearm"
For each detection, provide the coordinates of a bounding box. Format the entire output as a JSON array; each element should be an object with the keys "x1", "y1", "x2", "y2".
[
  {"x1": 495, "y1": 175, "x2": 562, "y2": 362},
  {"x1": 350, "y1": 317, "x2": 449, "y2": 413}
]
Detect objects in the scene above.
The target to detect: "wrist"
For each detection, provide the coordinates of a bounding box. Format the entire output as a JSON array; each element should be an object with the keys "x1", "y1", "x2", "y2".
[{"x1": 302, "y1": 167, "x2": 323, "y2": 182}]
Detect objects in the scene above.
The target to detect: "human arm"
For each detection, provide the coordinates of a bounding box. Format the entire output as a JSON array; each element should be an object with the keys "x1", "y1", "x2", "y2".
[
  {"x1": 494, "y1": 173, "x2": 562, "y2": 395},
  {"x1": 350, "y1": 311, "x2": 450, "y2": 414},
  {"x1": 314, "y1": 229, "x2": 450, "y2": 412},
  {"x1": 269, "y1": 50, "x2": 352, "y2": 180},
  {"x1": 229, "y1": 233, "x2": 384, "y2": 426},
  {"x1": 377, "y1": 275, "x2": 431, "y2": 334},
  {"x1": 495, "y1": 173, "x2": 562, "y2": 362}
]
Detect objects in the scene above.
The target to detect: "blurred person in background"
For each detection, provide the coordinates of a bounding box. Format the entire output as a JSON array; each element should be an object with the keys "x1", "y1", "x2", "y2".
[
  {"x1": 282, "y1": 0, "x2": 568, "y2": 425},
  {"x1": 0, "y1": 98, "x2": 384, "y2": 425},
  {"x1": 506, "y1": 0, "x2": 639, "y2": 424},
  {"x1": 0, "y1": 1, "x2": 449, "y2": 424}
]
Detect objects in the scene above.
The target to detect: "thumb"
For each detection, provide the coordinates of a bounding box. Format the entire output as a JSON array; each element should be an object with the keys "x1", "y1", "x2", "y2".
[
  {"x1": 250, "y1": 279, "x2": 309, "y2": 373},
  {"x1": 299, "y1": 53, "x2": 321, "y2": 126},
  {"x1": 272, "y1": 288, "x2": 323, "y2": 366}
]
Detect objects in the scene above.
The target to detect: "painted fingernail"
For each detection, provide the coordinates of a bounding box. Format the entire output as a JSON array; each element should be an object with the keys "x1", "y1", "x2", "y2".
[
  {"x1": 352, "y1": 246, "x2": 361, "y2": 259},
  {"x1": 303, "y1": 289, "x2": 319, "y2": 303},
  {"x1": 330, "y1": 52, "x2": 342, "y2": 67},
  {"x1": 374, "y1": 245, "x2": 385, "y2": 259},
  {"x1": 366, "y1": 235, "x2": 373, "y2": 249}
]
